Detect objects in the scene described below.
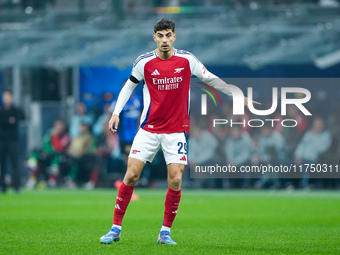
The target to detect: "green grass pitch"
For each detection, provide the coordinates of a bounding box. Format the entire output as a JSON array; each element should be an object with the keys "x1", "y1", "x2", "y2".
[{"x1": 1, "y1": 189, "x2": 339, "y2": 255}]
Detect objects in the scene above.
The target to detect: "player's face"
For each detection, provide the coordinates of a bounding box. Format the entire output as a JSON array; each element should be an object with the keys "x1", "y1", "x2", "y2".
[{"x1": 153, "y1": 29, "x2": 176, "y2": 53}]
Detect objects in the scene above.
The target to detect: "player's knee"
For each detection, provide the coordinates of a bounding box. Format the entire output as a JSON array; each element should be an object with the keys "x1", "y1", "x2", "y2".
[
  {"x1": 169, "y1": 174, "x2": 182, "y2": 188},
  {"x1": 124, "y1": 159, "x2": 144, "y2": 185},
  {"x1": 124, "y1": 170, "x2": 140, "y2": 184},
  {"x1": 124, "y1": 163, "x2": 142, "y2": 184}
]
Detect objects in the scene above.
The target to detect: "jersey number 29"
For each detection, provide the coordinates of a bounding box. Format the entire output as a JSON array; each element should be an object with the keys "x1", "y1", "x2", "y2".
[{"x1": 177, "y1": 142, "x2": 187, "y2": 155}]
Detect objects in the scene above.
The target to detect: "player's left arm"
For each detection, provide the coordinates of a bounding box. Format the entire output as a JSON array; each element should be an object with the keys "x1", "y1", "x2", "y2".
[
  {"x1": 244, "y1": 96, "x2": 261, "y2": 109},
  {"x1": 191, "y1": 58, "x2": 261, "y2": 108}
]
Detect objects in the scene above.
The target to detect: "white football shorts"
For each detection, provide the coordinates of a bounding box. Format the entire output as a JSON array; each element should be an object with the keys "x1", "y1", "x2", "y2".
[{"x1": 128, "y1": 128, "x2": 188, "y2": 165}]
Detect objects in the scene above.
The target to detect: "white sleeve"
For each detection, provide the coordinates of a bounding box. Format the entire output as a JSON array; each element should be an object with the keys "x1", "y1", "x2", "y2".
[
  {"x1": 112, "y1": 79, "x2": 138, "y2": 116},
  {"x1": 112, "y1": 55, "x2": 145, "y2": 116},
  {"x1": 131, "y1": 56, "x2": 145, "y2": 82},
  {"x1": 190, "y1": 57, "x2": 234, "y2": 97}
]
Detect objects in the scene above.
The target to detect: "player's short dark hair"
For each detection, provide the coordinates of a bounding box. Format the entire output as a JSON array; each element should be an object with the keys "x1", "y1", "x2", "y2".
[{"x1": 154, "y1": 18, "x2": 175, "y2": 33}]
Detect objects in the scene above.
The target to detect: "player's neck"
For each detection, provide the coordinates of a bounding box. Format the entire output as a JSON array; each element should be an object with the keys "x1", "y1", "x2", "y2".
[{"x1": 156, "y1": 48, "x2": 174, "y2": 60}]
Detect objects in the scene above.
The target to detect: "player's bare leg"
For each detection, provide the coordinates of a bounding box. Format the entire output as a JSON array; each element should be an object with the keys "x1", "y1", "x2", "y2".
[
  {"x1": 100, "y1": 158, "x2": 145, "y2": 244},
  {"x1": 123, "y1": 158, "x2": 145, "y2": 186},
  {"x1": 158, "y1": 163, "x2": 185, "y2": 245},
  {"x1": 167, "y1": 163, "x2": 185, "y2": 190}
]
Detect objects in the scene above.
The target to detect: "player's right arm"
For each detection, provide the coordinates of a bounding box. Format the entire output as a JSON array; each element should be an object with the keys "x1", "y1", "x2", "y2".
[
  {"x1": 109, "y1": 79, "x2": 139, "y2": 133},
  {"x1": 108, "y1": 114, "x2": 120, "y2": 133},
  {"x1": 109, "y1": 56, "x2": 144, "y2": 133}
]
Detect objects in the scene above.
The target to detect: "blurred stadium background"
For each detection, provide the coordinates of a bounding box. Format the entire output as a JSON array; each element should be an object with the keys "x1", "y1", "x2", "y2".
[{"x1": 0, "y1": 0, "x2": 340, "y2": 190}]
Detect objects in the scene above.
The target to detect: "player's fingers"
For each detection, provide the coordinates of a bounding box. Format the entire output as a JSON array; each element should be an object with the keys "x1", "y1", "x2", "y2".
[
  {"x1": 108, "y1": 120, "x2": 115, "y2": 132},
  {"x1": 245, "y1": 100, "x2": 261, "y2": 109},
  {"x1": 111, "y1": 121, "x2": 119, "y2": 133}
]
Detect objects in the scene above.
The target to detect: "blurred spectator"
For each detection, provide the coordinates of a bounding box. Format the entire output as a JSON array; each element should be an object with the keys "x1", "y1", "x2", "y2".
[
  {"x1": 286, "y1": 105, "x2": 308, "y2": 135},
  {"x1": 207, "y1": 103, "x2": 231, "y2": 139},
  {"x1": 26, "y1": 119, "x2": 70, "y2": 189},
  {"x1": 294, "y1": 117, "x2": 332, "y2": 189},
  {"x1": 0, "y1": 90, "x2": 25, "y2": 193},
  {"x1": 271, "y1": 109, "x2": 284, "y2": 134},
  {"x1": 65, "y1": 123, "x2": 96, "y2": 188},
  {"x1": 256, "y1": 124, "x2": 287, "y2": 164},
  {"x1": 254, "y1": 124, "x2": 287, "y2": 188},
  {"x1": 225, "y1": 126, "x2": 254, "y2": 188},
  {"x1": 190, "y1": 126, "x2": 219, "y2": 188},
  {"x1": 69, "y1": 102, "x2": 94, "y2": 138},
  {"x1": 283, "y1": 105, "x2": 307, "y2": 162},
  {"x1": 93, "y1": 104, "x2": 112, "y2": 137},
  {"x1": 190, "y1": 126, "x2": 218, "y2": 166},
  {"x1": 319, "y1": 111, "x2": 340, "y2": 189},
  {"x1": 92, "y1": 121, "x2": 124, "y2": 189}
]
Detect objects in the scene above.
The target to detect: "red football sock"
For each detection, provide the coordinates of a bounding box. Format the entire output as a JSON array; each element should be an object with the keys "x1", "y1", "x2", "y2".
[
  {"x1": 163, "y1": 188, "x2": 181, "y2": 228},
  {"x1": 113, "y1": 182, "x2": 135, "y2": 226}
]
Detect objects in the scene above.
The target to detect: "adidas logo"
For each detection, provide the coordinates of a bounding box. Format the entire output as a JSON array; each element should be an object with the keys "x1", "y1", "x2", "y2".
[
  {"x1": 151, "y1": 69, "x2": 160, "y2": 75},
  {"x1": 180, "y1": 155, "x2": 186, "y2": 161},
  {"x1": 115, "y1": 204, "x2": 121, "y2": 210}
]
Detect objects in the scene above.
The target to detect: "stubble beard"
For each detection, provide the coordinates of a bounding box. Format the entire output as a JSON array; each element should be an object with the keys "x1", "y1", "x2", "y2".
[{"x1": 159, "y1": 47, "x2": 171, "y2": 53}]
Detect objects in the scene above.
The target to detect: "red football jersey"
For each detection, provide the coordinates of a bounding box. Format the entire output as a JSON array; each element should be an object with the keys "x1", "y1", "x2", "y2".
[{"x1": 131, "y1": 49, "x2": 215, "y2": 134}]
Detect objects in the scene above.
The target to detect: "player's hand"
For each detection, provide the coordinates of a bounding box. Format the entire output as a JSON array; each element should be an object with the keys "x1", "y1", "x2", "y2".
[
  {"x1": 108, "y1": 114, "x2": 119, "y2": 133},
  {"x1": 244, "y1": 97, "x2": 261, "y2": 109}
]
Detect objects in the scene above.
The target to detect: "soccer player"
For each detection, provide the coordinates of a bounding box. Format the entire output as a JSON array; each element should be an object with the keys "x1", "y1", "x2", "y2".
[{"x1": 100, "y1": 18, "x2": 259, "y2": 245}]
